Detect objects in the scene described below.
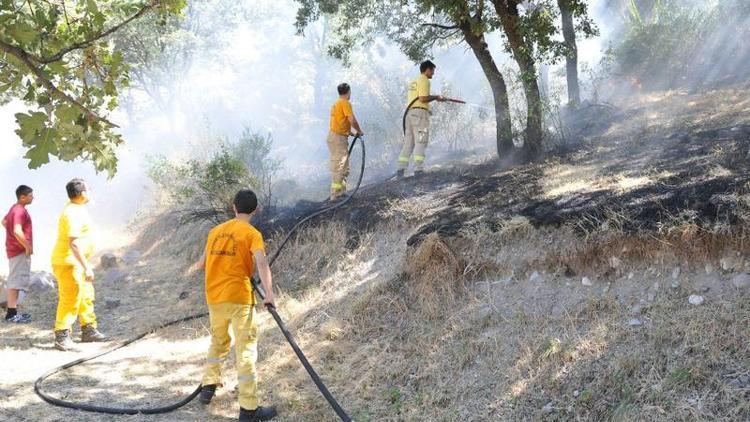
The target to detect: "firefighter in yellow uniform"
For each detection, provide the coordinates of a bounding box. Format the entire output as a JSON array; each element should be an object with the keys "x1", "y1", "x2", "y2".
[
  {"x1": 196, "y1": 189, "x2": 278, "y2": 422},
  {"x1": 51, "y1": 178, "x2": 107, "y2": 351},
  {"x1": 398, "y1": 60, "x2": 446, "y2": 178},
  {"x1": 328, "y1": 82, "x2": 364, "y2": 201}
]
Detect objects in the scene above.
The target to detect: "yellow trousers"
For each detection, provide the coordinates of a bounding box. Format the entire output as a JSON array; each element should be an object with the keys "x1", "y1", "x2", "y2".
[
  {"x1": 53, "y1": 265, "x2": 97, "y2": 331},
  {"x1": 399, "y1": 108, "x2": 430, "y2": 171},
  {"x1": 202, "y1": 302, "x2": 259, "y2": 410},
  {"x1": 327, "y1": 131, "x2": 350, "y2": 197}
]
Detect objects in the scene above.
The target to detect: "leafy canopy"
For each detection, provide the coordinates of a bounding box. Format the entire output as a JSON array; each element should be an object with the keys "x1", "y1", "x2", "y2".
[{"x1": 0, "y1": 0, "x2": 186, "y2": 177}]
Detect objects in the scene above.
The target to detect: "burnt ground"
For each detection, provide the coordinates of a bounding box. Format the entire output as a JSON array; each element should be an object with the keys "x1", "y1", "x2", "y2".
[{"x1": 256, "y1": 87, "x2": 750, "y2": 248}]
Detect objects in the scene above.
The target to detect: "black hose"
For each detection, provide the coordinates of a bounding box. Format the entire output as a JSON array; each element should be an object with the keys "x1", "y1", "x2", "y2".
[
  {"x1": 402, "y1": 97, "x2": 420, "y2": 136},
  {"x1": 35, "y1": 136, "x2": 365, "y2": 420}
]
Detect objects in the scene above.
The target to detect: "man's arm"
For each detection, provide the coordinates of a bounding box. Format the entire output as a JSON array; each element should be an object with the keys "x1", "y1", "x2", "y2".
[
  {"x1": 193, "y1": 251, "x2": 206, "y2": 271},
  {"x1": 69, "y1": 237, "x2": 93, "y2": 281},
  {"x1": 418, "y1": 94, "x2": 445, "y2": 103},
  {"x1": 253, "y1": 250, "x2": 275, "y2": 307},
  {"x1": 348, "y1": 115, "x2": 364, "y2": 136},
  {"x1": 1, "y1": 217, "x2": 6, "y2": 228},
  {"x1": 13, "y1": 223, "x2": 31, "y2": 255}
]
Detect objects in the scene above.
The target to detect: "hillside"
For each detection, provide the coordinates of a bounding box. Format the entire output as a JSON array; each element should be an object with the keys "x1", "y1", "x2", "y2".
[{"x1": 2, "y1": 86, "x2": 750, "y2": 421}]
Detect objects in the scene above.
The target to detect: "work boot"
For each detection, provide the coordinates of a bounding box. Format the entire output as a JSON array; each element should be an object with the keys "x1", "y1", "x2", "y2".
[
  {"x1": 239, "y1": 406, "x2": 277, "y2": 422},
  {"x1": 199, "y1": 384, "x2": 217, "y2": 404},
  {"x1": 395, "y1": 169, "x2": 405, "y2": 179},
  {"x1": 81, "y1": 325, "x2": 108, "y2": 342},
  {"x1": 54, "y1": 329, "x2": 79, "y2": 352},
  {"x1": 414, "y1": 170, "x2": 425, "y2": 176}
]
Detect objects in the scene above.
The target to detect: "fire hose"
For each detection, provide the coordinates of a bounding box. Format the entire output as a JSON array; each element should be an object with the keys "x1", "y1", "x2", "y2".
[
  {"x1": 402, "y1": 96, "x2": 465, "y2": 135},
  {"x1": 34, "y1": 136, "x2": 365, "y2": 421}
]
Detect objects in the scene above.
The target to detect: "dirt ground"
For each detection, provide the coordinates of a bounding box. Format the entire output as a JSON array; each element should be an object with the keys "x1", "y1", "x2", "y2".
[{"x1": 2, "y1": 86, "x2": 750, "y2": 421}]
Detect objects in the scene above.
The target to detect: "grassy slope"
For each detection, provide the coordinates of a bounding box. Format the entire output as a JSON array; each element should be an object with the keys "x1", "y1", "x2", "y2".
[{"x1": 2, "y1": 86, "x2": 750, "y2": 421}]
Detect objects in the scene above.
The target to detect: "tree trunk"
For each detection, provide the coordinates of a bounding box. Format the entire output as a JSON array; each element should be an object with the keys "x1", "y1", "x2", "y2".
[
  {"x1": 493, "y1": 0, "x2": 544, "y2": 159},
  {"x1": 558, "y1": 0, "x2": 581, "y2": 106},
  {"x1": 460, "y1": 23, "x2": 514, "y2": 158}
]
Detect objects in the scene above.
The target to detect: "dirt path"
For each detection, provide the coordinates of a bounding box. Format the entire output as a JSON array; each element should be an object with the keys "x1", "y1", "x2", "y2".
[{"x1": 0, "y1": 258, "x2": 306, "y2": 422}]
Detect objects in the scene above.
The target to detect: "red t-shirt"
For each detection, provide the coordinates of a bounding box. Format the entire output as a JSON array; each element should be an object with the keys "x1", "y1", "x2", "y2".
[{"x1": 4, "y1": 204, "x2": 32, "y2": 259}]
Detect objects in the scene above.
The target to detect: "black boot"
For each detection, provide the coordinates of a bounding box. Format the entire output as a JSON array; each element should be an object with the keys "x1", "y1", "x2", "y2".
[
  {"x1": 239, "y1": 406, "x2": 277, "y2": 421},
  {"x1": 199, "y1": 384, "x2": 217, "y2": 404},
  {"x1": 81, "y1": 325, "x2": 108, "y2": 342},
  {"x1": 414, "y1": 169, "x2": 424, "y2": 176},
  {"x1": 54, "y1": 329, "x2": 79, "y2": 351},
  {"x1": 395, "y1": 169, "x2": 405, "y2": 179}
]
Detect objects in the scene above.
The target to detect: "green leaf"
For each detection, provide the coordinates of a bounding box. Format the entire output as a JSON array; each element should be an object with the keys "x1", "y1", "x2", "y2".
[
  {"x1": 15, "y1": 111, "x2": 47, "y2": 144},
  {"x1": 8, "y1": 22, "x2": 37, "y2": 45},
  {"x1": 24, "y1": 128, "x2": 58, "y2": 169}
]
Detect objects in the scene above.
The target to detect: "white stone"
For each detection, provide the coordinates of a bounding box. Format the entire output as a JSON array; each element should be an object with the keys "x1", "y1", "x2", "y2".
[
  {"x1": 731, "y1": 273, "x2": 750, "y2": 290},
  {"x1": 671, "y1": 281, "x2": 680, "y2": 289},
  {"x1": 705, "y1": 263, "x2": 714, "y2": 275},
  {"x1": 573, "y1": 390, "x2": 580, "y2": 398},
  {"x1": 628, "y1": 318, "x2": 643, "y2": 326},
  {"x1": 627, "y1": 272, "x2": 635, "y2": 279},
  {"x1": 582, "y1": 277, "x2": 593, "y2": 286},
  {"x1": 609, "y1": 257, "x2": 622, "y2": 268},
  {"x1": 542, "y1": 402, "x2": 554, "y2": 414},
  {"x1": 671, "y1": 267, "x2": 681, "y2": 279},
  {"x1": 530, "y1": 271, "x2": 545, "y2": 284},
  {"x1": 688, "y1": 295, "x2": 705, "y2": 306}
]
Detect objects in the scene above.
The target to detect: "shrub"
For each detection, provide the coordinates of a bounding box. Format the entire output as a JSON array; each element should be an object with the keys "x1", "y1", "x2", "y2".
[{"x1": 148, "y1": 127, "x2": 281, "y2": 224}]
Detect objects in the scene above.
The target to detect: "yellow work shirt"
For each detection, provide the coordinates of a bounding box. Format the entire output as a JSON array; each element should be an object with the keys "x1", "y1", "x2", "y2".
[
  {"x1": 329, "y1": 98, "x2": 354, "y2": 136},
  {"x1": 407, "y1": 74, "x2": 431, "y2": 111},
  {"x1": 204, "y1": 219, "x2": 266, "y2": 305},
  {"x1": 51, "y1": 201, "x2": 94, "y2": 267}
]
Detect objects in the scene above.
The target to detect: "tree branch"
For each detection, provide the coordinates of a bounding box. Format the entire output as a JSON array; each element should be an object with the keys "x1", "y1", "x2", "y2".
[
  {"x1": 0, "y1": 39, "x2": 119, "y2": 128},
  {"x1": 422, "y1": 23, "x2": 459, "y2": 30},
  {"x1": 39, "y1": 1, "x2": 157, "y2": 64}
]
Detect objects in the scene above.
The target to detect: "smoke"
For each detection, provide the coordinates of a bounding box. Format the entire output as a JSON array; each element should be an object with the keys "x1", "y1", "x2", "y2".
[{"x1": 1, "y1": 0, "x2": 746, "y2": 275}]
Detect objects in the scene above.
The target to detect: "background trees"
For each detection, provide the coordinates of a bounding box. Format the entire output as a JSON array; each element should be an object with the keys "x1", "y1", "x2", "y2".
[{"x1": 294, "y1": 0, "x2": 596, "y2": 161}]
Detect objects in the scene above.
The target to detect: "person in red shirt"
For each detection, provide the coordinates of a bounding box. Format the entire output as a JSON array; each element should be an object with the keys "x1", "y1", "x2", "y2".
[{"x1": 2, "y1": 185, "x2": 34, "y2": 323}]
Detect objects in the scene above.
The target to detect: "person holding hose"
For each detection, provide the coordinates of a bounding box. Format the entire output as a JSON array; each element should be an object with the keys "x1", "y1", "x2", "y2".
[
  {"x1": 397, "y1": 60, "x2": 446, "y2": 178},
  {"x1": 327, "y1": 82, "x2": 364, "y2": 202},
  {"x1": 52, "y1": 179, "x2": 107, "y2": 351},
  {"x1": 195, "y1": 189, "x2": 277, "y2": 422}
]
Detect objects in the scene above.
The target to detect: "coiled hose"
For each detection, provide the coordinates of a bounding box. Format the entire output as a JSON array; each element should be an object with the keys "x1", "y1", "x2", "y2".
[{"x1": 34, "y1": 136, "x2": 365, "y2": 421}]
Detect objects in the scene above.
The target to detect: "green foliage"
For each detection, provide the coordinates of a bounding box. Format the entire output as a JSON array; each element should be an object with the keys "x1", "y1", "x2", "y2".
[
  {"x1": 611, "y1": 0, "x2": 750, "y2": 90},
  {"x1": 233, "y1": 127, "x2": 283, "y2": 210},
  {"x1": 148, "y1": 127, "x2": 281, "y2": 224},
  {"x1": 0, "y1": 0, "x2": 187, "y2": 177}
]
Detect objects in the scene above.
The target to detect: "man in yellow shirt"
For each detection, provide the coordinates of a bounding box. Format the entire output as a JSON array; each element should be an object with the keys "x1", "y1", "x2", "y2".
[
  {"x1": 195, "y1": 189, "x2": 277, "y2": 422},
  {"x1": 398, "y1": 60, "x2": 446, "y2": 178},
  {"x1": 51, "y1": 179, "x2": 107, "y2": 351},
  {"x1": 327, "y1": 82, "x2": 364, "y2": 201}
]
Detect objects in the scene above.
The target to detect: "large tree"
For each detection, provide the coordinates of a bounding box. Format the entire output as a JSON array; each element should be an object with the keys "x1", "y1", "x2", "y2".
[
  {"x1": 0, "y1": 0, "x2": 186, "y2": 177},
  {"x1": 556, "y1": 0, "x2": 596, "y2": 106}
]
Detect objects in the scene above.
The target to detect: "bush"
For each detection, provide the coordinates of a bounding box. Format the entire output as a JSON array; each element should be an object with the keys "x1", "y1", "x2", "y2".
[
  {"x1": 610, "y1": 0, "x2": 750, "y2": 91},
  {"x1": 148, "y1": 127, "x2": 281, "y2": 224}
]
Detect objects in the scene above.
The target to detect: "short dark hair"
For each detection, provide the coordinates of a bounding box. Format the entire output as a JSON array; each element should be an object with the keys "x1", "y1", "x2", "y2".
[
  {"x1": 66, "y1": 178, "x2": 87, "y2": 199},
  {"x1": 420, "y1": 60, "x2": 436, "y2": 73},
  {"x1": 15, "y1": 185, "x2": 32, "y2": 198},
  {"x1": 337, "y1": 83, "x2": 351, "y2": 96},
  {"x1": 234, "y1": 190, "x2": 258, "y2": 214}
]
